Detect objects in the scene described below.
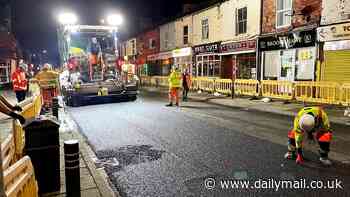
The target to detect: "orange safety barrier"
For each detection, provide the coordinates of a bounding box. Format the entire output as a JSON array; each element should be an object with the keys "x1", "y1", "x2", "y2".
[
  {"x1": 198, "y1": 78, "x2": 215, "y2": 93},
  {"x1": 191, "y1": 78, "x2": 199, "y2": 90},
  {"x1": 234, "y1": 79, "x2": 260, "y2": 97},
  {"x1": 215, "y1": 79, "x2": 233, "y2": 95},
  {"x1": 340, "y1": 83, "x2": 350, "y2": 106},
  {"x1": 2, "y1": 134, "x2": 15, "y2": 170},
  {"x1": 294, "y1": 81, "x2": 341, "y2": 104},
  {"x1": 4, "y1": 156, "x2": 39, "y2": 197},
  {"x1": 261, "y1": 80, "x2": 294, "y2": 100}
]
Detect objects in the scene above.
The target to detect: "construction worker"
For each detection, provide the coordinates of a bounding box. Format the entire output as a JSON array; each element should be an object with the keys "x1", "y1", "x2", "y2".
[
  {"x1": 182, "y1": 69, "x2": 192, "y2": 101},
  {"x1": 284, "y1": 106, "x2": 333, "y2": 166},
  {"x1": 166, "y1": 66, "x2": 181, "y2": 107},
  {"x1": 11, "y1": 63, "x2": 28, "y2": 103}
]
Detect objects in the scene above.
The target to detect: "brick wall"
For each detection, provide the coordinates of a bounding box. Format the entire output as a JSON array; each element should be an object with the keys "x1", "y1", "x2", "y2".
[{"x1": 262, "y1": 0, "x2": 321, "y2": 34}]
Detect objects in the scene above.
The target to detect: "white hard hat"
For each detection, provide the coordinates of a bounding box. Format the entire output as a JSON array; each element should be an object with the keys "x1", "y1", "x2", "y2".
[{"x1": 299, "y1": 114, "x2": 315, "y2": 132}]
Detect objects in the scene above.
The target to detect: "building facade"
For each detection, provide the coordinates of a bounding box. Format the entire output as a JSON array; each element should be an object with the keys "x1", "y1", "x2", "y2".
[
  {"x1": 173, "y1": 15, "x2": 193, "y2": 74},
  {"x1": 219, "y1": 0, "x2": 261, "y2": 79},
  {"x1": 136, "y1": 28, "x2": 160, "y2": 76},
  {"x1": 0, "y1": 3, "x2": 18, "y2": 85},
  {"x1": 158, "y1": 22, "x2": 176, "y2": 75},
  {"x1": 192, "y1": 5, "x2": 222, "y2": 77},
  {"x1": 317, "y1": 0, "x2": 350, "y2": 83},
  {"x1": 259, "y1": 0, "x2": 321, "y2": 82}
]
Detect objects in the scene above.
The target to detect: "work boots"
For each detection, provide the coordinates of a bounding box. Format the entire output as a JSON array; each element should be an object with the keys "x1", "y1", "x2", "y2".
[{"x1": 284, "y1": 152, "x2": 296, "y2": 160}]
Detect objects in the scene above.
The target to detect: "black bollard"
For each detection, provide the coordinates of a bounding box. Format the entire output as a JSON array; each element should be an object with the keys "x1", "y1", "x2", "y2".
[
  {"x1": 64, "y1": 140, "x2": 81, "y2": 197},
  {"x1": 52, "y1": 97, "x2": 59, "y2": 120}
]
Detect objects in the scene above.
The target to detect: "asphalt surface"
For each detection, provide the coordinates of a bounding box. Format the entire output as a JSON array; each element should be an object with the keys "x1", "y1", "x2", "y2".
[{"x1": 68, "y1": 91, "x2": 350, "y2": 197}]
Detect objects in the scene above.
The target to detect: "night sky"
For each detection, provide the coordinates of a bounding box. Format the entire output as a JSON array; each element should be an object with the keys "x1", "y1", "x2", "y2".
[{"x1": 10, "y1": 0, "x2": 211, "y2": 65}]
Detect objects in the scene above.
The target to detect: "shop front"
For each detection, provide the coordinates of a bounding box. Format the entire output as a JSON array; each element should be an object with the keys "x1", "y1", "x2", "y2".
[
  {"x1": 259, "y1": 30, "x2": 317, "y2": 82},
  {"x1": 172, "y1": 47, "x2": 192, "y2": 73},
  {"x1": 193, "y1": 42, "x2": 221, "y2": 77},
  {"x1": 220, "y1": 40, "x2": 257, "y2": 79},
  {"x1": 146, "y1": 51, "x2": 173, "y2": 76},
  {"x1": 318, "y1": 22, "x2": 350, "y2": 83}
]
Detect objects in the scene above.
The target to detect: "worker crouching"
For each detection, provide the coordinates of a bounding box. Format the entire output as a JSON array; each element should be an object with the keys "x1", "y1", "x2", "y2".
[{"x1": 284, "y1": 107, "x2": 333, "y2": 166}]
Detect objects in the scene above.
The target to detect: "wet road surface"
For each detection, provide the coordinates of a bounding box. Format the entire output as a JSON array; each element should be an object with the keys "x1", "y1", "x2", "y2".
[{"x1": 68, "y1": 91, "x2": 350, "y2": 197}]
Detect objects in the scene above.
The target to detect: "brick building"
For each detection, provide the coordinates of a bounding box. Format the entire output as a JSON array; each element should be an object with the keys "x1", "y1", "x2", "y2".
[
  {"x1": 259, "y1": 0, "x2": 322, "y2": 82},
  {"x1": 136, "y1": 28, "x2": 160, "y2": 76}
]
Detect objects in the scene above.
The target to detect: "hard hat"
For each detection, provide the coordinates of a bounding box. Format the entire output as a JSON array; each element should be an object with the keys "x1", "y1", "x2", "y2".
[{"x1": 299, "y1": 114, "x2": 315, "y2": 132}]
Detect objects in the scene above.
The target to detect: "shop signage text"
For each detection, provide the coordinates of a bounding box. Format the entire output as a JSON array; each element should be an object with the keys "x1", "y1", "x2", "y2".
[
  {"x1": 318, "y1": 22, "x2": 350, "y2": 42},
  {"x1": 172, "y1": 47, "x2": 192, "y2": 57},
  {"x1": 193, "y1": 42, "x2": 220, "y2": 55},
  {"x1": 259, "y1": 30, "x2": 316, "y2": 51},
  {"x1": 220, "y1": 40, "x2": 256, "y2": 54}
]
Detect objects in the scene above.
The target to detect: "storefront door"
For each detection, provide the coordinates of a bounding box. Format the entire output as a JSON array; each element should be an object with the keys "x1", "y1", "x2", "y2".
[{"x1": 278, "y1": 49, "x2": 296, "y2": 81}]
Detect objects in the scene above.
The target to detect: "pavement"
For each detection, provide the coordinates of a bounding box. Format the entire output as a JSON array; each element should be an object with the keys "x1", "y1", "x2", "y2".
[
  {"x1": 142, "y1": 86, "x2": 350, "y2": 126},
  {"x1": 67, "y1": 90, "x2": 350, "y2": 197},
  {"x1": 43, "y1": 108, "x2": 117, "y2": 197},
  {"x1": 0, "y1": 90, "x2": 17, "y2": 142},
  {"x1": 0, "y1": 89, "x2": 117, "y2": 197}
]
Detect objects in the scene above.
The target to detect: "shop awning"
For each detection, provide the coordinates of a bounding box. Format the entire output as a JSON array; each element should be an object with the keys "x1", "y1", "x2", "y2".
[{"x1": 147, "y1": 51, "x2": 173, "y2": 61}]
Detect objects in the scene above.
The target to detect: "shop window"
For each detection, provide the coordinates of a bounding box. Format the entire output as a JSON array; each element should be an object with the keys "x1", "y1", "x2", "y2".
[
  {"x1": 280, "y1": 49, "x2": 296, "y2": 81},
  {"x1": 196, "y1": 55, "x2": 221, "y2": 77},
  {"x1": 202, "y1": 19, "x2": 209, "y2": 40},
  {"x1": 149, "y1": 39, "x2": 156, "y2": 49},
  {"x1": 203, "y1": 63, "x2": 208, "y2": 76},
  {"x1": 236, "y1": 7, "x2": 247, "y2": 34},
  {"x1": 296, "y1": 47, "x2": 315, "y2": 80},
  {"x1": 183, "y1": 25, "x2": 189, "y2": 45},
  {"x1": 263, "y1": 51, "x2": 280, "y2": 79},
  {"x1": 276, "y1": 0, "x2": 292, "y2": 28},
  {"x1": 198, "y1": 63, "x2": 203, "y2": 76},
  {"x1": 237, "y1": 54, "x2": 256, "y2": 79}
]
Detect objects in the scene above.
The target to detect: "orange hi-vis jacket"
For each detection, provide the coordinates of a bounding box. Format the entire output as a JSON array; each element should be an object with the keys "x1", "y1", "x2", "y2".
[{"x1": 12, "y1": 69, "x2": 27, "y2": 91}]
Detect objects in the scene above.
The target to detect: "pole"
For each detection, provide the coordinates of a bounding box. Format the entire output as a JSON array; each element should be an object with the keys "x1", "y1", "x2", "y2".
[{"x1": 64, "y1": 140, "x2": 81, "y2": 197}]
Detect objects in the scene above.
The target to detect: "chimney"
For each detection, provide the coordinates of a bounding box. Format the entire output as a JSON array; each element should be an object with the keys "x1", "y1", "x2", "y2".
[{"x1": 183, "y1": 4, "x2": 195, "y2": 14}]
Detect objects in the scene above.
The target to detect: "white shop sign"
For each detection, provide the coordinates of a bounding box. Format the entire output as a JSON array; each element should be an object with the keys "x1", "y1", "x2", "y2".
[{"x1": 318, "y1": 22, "x2": 350, "y2": 42}]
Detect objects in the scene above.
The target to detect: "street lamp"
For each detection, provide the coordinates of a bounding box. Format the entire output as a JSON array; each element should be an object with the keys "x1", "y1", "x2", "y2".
[
  {"x1": 106, "y1": 14, "x2": 123, "y2": 26},
  {"x1": 58, "y1": 12, "x2": 78, "y2": 25}
]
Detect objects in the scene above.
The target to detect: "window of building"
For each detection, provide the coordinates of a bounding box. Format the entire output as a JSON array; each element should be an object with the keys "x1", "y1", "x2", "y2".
[
  {"x1": 201, "y1": 19, "x2": 209, "y2": 40},
  {"x1": 131, "y1": 40, "x2": 136, "y2": 55},
  {"x1": 149, "y1": 38, "x2": 156, "y2": 49},
  {"x1": 195, "y1": 55, "x2": 221, "y2": 77},
  {"x1": 237, "y1": 7, "x2": 247, "y2": 34},
  {"x1": 165, "y1": 32, "x2": 169, "y2": 48},
  {"x1": 183, "y1": 25, "x2": 189, "y2": 45},
  {"x1": 276, "y1": 0, "x2": 292, "y2": 28}
]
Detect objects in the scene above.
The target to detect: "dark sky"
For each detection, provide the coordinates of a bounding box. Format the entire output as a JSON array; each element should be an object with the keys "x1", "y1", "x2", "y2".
[{"x1": 11, "y1": 0, "x2": 206, "y2": 65}]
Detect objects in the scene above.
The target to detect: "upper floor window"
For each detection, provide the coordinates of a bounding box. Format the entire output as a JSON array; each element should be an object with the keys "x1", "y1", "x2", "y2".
[
  {"x1": 201, "y1": 19, "x2": 209, "y2": 40},
  {"x1": 237, "y1": 7, "x2": 247, "y2": 34},
  {"x1": 183, "y1": 25, "x2": 189, "y2": 45},
  {"x1": 149, "y1": 38, "x2": 156, "y2": 49},
  {"x1": 276, "y1": 0, "x2": 292, "y2": 28},
  {"x1": 131, "y1": 40, "x2": 136, "y2": 55},
  {"x1": 165, "y1": 32, "x2": 169, "y2": 48}
]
